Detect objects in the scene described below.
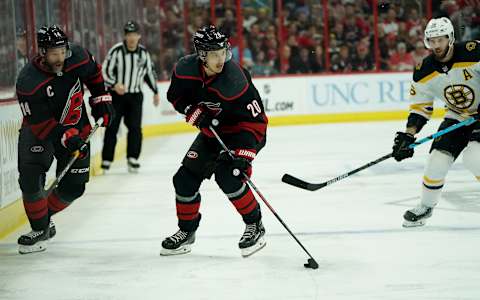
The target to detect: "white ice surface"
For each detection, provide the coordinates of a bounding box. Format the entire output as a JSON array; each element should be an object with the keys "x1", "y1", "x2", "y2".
[{"x1": 1, "y1": 120, "x2": 480, "y2": 300}]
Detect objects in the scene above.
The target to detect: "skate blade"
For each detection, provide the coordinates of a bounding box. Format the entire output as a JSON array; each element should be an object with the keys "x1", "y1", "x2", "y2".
[
  {"x1": 403, "y1": 219, "x2": 426, "y2": 228},
  {"x1": 128, "y1": 166, "x2": 139, "y2": 174},
  {"x1": 18, "y1": 241, "x2": 47, "y2": 254},
  {"x1": 160, "y1": 244, "x2": 192, "y2": 256},
  {"x1": 241, "y1": 237, "x2": 266, "y2": 258}
]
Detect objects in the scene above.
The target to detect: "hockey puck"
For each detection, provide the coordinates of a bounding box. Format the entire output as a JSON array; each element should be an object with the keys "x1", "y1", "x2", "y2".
[{"x1": 304, "y1": 258, "x2": 319, "y2": 269}]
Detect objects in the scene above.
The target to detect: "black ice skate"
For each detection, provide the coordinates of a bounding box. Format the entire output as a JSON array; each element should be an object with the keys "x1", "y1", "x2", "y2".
[
  {"x1": 101, "y1": 160, "x2": 111, "y2": 172},
  {"x1": 49, "y1": 220, "x2": 56, "y2": 239},
  {"x1": 239, "y1": 220, "x2": 266, "y2": 257},
  {"x1": 403, "y1": 205, "x2": 433, "y2": 227},
  {"x1": 127, "y1": 158, "x2": 140, "y2": 173},
  {"x1": 18, "y1": 227, "x2": 50, "y2": 254},
  {"x1": 160, "y1": 230, "x2": 196, "y2": 256}
]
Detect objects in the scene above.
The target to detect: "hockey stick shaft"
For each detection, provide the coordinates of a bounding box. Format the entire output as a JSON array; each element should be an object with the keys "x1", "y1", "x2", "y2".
[
  {"x1": 408, "y1": 117, "x2": 477, "y2": 149},
  {"x1": 46, "y1": 118, "x2": 103, "y2": 194},
  {"x1": 282, "y1": 117, "x2": 477, "y2": 191},
  {"x1": 209, "y1": 125, "x2": 318, "y2": 263}
]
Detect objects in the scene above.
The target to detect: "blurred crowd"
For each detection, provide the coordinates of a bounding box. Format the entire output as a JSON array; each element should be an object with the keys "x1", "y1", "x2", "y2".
[
  {"x1": 154, "y1": 0, "x2": 480, "y2": 78},
  {"x1": 2, "y1": 0, "x2": 480, "y2": 95}
]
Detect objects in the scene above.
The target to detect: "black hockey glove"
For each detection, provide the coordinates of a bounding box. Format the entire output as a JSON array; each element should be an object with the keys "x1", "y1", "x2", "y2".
[
  {"x1": 217, "y1": 149, "x2": 256, "y2": 177},
  {"x1": 89, "y1": 94, "x2": 115, "y2": 127},
  {"x1": 392, "y1": 132, "x2": 415, "y2": 162},
  {"x1": 185, "y1": 102, "x2": 221, "y2": 129},
  {"x1": 61, "y1": 128, "x2": 88, "y2": 159}
]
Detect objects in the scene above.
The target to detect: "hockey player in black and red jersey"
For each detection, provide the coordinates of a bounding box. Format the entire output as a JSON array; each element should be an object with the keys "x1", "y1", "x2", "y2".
[
  {"x1": 161, "y1": 25, "x2": 268, "y2": 257},
  {"x1": 15, "y1": 25, "x2": 114, "y2": 254}
]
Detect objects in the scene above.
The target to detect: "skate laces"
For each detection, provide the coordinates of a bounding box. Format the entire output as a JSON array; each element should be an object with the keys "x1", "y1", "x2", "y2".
[
  {"x1": 242, "y1": 224, "x2": 257, "y2": 239},
  {"x1": 24, "y1": 230, "x2": 45, "y2": 239},
  {"x1": 170, "y1": 230, "x2": 188, "y2": 243},
  {"x1": 411, "y1": 205, "x2": 429, "y2": 215}
]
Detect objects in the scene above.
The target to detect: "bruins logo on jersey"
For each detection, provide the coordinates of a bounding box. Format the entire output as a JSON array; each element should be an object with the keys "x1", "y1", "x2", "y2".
[
  {"x1": 443, "y1": 84, "x2": 475, "y2": 109},
  {"x1": 466, "y1": 42, "x2": 476, "y2": 51}
]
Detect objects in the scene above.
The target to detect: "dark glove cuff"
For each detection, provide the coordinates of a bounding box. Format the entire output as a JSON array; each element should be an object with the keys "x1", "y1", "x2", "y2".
[{"x1": 406, "y1": 113, "x2": 428, "y2": 132}]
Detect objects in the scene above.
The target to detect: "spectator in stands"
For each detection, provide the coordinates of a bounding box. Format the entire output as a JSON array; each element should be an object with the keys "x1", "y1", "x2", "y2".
[
  {"x1": 232, "y1": 36, "x2": 253, "y2": 69},
  {"x1": 243, "y1": 7, "x2": 258, "y2": 30},
  {"x1": 251, "y1": 50, "x2": 277, "y2": 76},
  {"x1": 289, "y1": 47, "x2": 312, "y2": 74},
  {"x1": 311, "y1": 45, "x2": 325, "y2": 73},
  {"x1": 411, "y1": 40, "x2": 429, "y2": 66},
  {"x1": 219, "y1": 9, "x2": 236, "y2": 37},
  {"x1": 188, "y1": 15, "x2": 207, "y2": 37},
  {"x1": 276, "y1": 44, "x2": 291, "y2": 74},
  {"x1": 331, "y1": 44, "x2": 352, "y2": 72},
  {"x1": 381, "y1": 8, "x2": 400, "y2": 36},
  {"x1": 389, "y1": 42, "x2": 415, "y2": 71},
  {"x1": 352, "y1": 42, "x2": 374, "y2": 71},
  {"x1": 380, "y1": 32, "x2": 398, "y2": 70}
]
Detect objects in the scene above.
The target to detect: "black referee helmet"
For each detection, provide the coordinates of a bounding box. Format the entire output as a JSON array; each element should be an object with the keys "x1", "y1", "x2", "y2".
[{"x1": 124, "y1": 21, "x2": 140, "y2": 33}]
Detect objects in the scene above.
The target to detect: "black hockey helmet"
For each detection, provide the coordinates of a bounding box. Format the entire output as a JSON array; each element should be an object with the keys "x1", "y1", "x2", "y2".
[
  {"x1": 124, "y1": 20, "x2": 140, "y2": 33},
  {"x1": 193, "y1": 25, "x2": 231, "y2": 61},
  {"x1": 37, "y1": 25, "x2": 69, "y2": 54}
]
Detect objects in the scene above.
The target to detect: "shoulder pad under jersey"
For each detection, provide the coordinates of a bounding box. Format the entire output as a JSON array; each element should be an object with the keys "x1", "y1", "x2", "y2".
[
  {"x1": 413, "y1": 54, "x2": 437, "y2": 83},
  {"x1": 63, "y1": 43, "x2": 92, "y2": 72},
  {"x1": 174, "y1": 54, "x2": 202, "y2": 80},
  {"x1": 16, "y1": 62, "x2": 53, "y2": 96},
  {"x1": 208, "y1": 60, "x2": 249, "y2": 100},
  {"x1": 452, "y1": 41, "x2": 480, "y2": 64}
]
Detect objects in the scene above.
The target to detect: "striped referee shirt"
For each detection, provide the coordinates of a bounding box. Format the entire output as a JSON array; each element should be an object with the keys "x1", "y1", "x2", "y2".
[{"x1": 102, "y1": 42, "x2": 158, "y2": 94}]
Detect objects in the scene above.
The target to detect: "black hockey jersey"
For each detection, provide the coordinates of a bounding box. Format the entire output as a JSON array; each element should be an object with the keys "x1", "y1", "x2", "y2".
[
  {"x1": 167, "y1": 54, "x2": 268, "y2": 151},
  {"x1": 16, "y1": 44, "x2": 108, "y2": 141}
]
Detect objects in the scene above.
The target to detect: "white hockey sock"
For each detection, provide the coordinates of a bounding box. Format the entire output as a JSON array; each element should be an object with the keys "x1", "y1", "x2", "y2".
[
  {"x1": 462, "y1": 141, "x2": 480, "y2": 181},
  {"x1": 420, "y1": 150, "x2": 454, "y2": 207}
]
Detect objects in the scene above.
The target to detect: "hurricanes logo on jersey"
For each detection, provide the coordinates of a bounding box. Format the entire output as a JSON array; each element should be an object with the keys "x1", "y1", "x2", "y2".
[
  {"x1": 444, "y1": 84, "x2": 475, "y2": 109},
  {"x1": 60, "y1": 78, "x2": 83, "y2": 125}
]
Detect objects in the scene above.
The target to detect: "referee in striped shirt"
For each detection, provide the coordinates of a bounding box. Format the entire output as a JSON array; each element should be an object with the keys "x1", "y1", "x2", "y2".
[{"x1": 101, "y1": 20, "x2": 160, "y2": 173}]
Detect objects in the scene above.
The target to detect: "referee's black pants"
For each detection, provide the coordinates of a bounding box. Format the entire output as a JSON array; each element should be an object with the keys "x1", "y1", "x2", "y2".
[{"x1": 102, "y1": 91, "x2": 144, "y2": 162}]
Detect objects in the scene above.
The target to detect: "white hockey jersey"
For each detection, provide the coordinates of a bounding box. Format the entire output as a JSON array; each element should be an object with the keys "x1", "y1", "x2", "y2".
[{"x1": 408, "y1": 41, "x2": 480, "y2": 122}]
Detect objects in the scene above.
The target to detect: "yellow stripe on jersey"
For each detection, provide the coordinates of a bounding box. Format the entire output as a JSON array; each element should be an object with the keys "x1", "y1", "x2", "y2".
[
  {"x1": 476, "y1": 176, "x2": 480, "y2": 181},
  {"x1": 452, "y1": 62, "x2": 478, "y2": 69},
  {"x1": 423, "y1": 176, "x2": 444, "y2": 185},
  {"x1": 419, "y1": 71, "x2": 440, "y2": 83},
  {"x1": 410, "y1": 102, "x2": 434, "y2": 116}
]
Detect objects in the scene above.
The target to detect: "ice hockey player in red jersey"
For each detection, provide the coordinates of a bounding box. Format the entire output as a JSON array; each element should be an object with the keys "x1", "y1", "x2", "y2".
[
  {"x1": 161, "y1": 25, "x2": 268, "y2": 257},
  {"x1": 15, "y1": 25, "x2": 114, "y2": 254}
]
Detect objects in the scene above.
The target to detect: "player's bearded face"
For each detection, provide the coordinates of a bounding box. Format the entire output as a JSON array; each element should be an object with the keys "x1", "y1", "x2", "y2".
[
  {"x1": 428, "y1": 36, "x2": 450, "y2": 60},
  {"x1": 45, "y1": 47, "x2": 67, "y2": 73},
  {"x1": 205, "y1": 48, "x2": 227, "y2": 74}
]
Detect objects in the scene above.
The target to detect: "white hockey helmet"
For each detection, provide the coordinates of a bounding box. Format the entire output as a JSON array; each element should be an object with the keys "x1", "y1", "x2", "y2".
[{"x1": 423, "y1": 17, "x2": 455, "y2": 49}]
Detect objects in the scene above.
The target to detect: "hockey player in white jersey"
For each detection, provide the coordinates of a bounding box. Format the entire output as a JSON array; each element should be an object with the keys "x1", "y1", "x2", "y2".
[{"x1": 392, "y1": 17, "x2": 480, "y2": 227}]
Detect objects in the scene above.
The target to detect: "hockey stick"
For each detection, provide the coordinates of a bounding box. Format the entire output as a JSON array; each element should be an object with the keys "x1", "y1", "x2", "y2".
[
  {"x1": 209, "y1": 123, "x2": 319, "y2": 269},
  {"x1": 45, "y1": 118, "x2": 103, "y2": 194},
  {"x1": 282, "y1": 116, "x2": 478, "y2": 191}
]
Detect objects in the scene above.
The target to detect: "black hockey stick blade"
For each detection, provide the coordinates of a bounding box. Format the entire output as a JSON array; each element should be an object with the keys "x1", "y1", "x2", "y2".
[{"x1": 281, "y1": 174, "x2": 326, "y2": 191}]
